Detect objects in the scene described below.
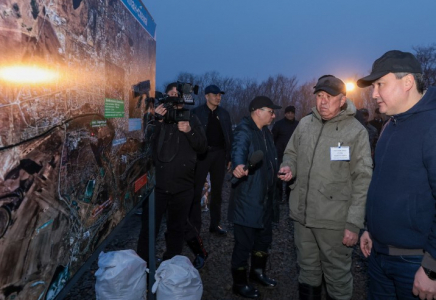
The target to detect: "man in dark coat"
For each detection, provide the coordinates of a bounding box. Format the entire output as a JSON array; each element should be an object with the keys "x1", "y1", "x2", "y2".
[
  {"x1": 228, "y1": 96, "x2": 281, "y2": 299},
  {"x1": 271, "y1": 105, "x2": 298, "y2": 201},
  {"x1": 191, "y1": 85, "x2": 233, "y2": 236},
  {"x1": 137, "y1": 83, "x2": 207, "y2": 264}
]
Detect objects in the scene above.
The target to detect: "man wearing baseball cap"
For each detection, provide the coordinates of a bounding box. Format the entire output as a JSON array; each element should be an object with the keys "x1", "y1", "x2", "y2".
[
  {"x1": 228, "y1": 96, "x2": 281, "y2": 298},
  {"x1": 190, "y1": 84, "x2": 233, "y2": 237},
  {"x1": 279, "y1": 75, "x2": 372, "y2": 300},
  {"x1": 358, "y1": 50, "x2": 436, "y2": 299}
]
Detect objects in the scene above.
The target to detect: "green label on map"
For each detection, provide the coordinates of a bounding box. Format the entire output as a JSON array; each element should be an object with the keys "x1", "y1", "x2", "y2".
[{"x1": 104, "y1": 98, "x2": 125, "y2": 118}]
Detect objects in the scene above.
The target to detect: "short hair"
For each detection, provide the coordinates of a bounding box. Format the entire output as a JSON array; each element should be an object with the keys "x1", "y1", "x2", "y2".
[
  {"x1": 394, "y1": 72, "x2": 425, "y2": 94},
  {"x1": 165, "y1": 82, "x2": 177, "y2": 93}
]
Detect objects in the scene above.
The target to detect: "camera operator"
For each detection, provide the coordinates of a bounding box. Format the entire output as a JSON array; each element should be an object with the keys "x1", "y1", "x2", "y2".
[{"x1": 137, "y1": 82, "x2": 208, "y2": 264}]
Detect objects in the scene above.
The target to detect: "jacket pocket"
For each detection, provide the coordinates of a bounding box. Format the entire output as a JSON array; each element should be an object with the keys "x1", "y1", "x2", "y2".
[
  {"x1": 315, "y1": 181, "x2": 350, "y2": 222},
  {"x1": 318, "y1": 181, "x2": 350, "y2": 201}
]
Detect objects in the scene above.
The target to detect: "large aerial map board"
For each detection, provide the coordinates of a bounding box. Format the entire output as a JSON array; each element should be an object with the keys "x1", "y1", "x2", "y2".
[{"x1": 0, "y1": 0, "x2": 156, "y2": 299}]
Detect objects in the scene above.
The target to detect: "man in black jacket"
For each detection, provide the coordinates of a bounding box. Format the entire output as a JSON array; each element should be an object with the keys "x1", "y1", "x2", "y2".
[
  {"x1": 190, "y1": 85, "x2": 233, "y2": 235},
  {"x1": 229, "y1": 96, "x2": 281, "y2": 298},
  {"x1": 137, "y1": 83, "x2": 207, "y2": 264},
  {"x1": 271, "y1": 105, "x2": 298, "y2": 201}
]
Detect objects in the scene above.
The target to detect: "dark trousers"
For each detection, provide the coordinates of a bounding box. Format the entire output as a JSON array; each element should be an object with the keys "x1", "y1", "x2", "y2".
[
  {"x1": 368, "y1": 249, "x2": 421, "y2": 300},
  {"x1": 137, "y1": 188, "x2": 193, "y2": 262},
  {"x1": 231, "y1": 222, "x2": 273, "y2": 269},
  {"x1": 190, "y1": 149, "x2": 226, "y2": 232}
]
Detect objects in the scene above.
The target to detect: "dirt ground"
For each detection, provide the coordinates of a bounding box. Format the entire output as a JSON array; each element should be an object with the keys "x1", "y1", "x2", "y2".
[{"x1": 64, "y1": 175, "x2": 368, "y2": 300}]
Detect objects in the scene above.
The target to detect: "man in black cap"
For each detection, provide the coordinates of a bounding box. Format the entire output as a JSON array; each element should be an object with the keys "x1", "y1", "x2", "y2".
[
  {"x1": 228, "y1": 96, "x2": 281, "y2": 298},
  {"x1": 279, "y1": 75, "x2": 372, "y2": 300},
  {"x1": 358, "y1": 50, "x2": 436, "y2": 299},
  {"x1": 190, "y1": 85, "x2": 233, "y2": 236},
  {"x1": 272, "y1": 105, "x2": 299, "y2": 201}
]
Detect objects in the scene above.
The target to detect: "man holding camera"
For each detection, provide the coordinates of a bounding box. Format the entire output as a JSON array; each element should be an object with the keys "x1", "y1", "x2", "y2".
[
  {"x1": 190, "y1": 84, "x2": 233, "y2": 236},
  {"x1": 137, "y1": 82, "x2": 207, "y2": 264}
]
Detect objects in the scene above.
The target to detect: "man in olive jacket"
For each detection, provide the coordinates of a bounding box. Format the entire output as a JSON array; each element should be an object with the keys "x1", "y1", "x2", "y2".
[{"x1": 279, "y1": 75, "x2": 373, "y2": 300}]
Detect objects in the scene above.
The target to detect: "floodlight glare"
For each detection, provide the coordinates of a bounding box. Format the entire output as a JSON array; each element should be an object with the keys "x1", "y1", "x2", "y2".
[{"x1": 0, "y1": 65, "x2": 59, "y2": 84}]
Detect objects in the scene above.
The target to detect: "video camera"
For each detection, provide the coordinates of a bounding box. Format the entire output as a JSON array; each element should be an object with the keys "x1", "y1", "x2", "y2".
[{"x1": 154, "y1": 81, "x2": 199, "y2": 124}]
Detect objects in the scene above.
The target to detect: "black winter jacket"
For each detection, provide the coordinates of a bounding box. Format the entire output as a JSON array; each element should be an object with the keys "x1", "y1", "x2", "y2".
[
  {"x1": 228, "y1": 117, "x2": 279, "y2": 228},
  {"x1": 192, "y1": 104, "x2": 233, "y2": 163},
  {"x1": 153, "y1": 113, "x2": 207, "y2": 194},
  {"x1": 271, "y1": 117, "x2": 299, "y2": 164}
]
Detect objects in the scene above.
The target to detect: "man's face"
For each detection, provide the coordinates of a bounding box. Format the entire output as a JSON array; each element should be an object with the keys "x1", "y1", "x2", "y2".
[
  {"x1": 362, "y1": 113, "x2": 369, "y2": 123},
  {"x1": 258, "y1": 107, "x2": 276, "y2": 126},
  {"x1": 285, "y1": 111, "x2": 295, "y2": 121},
  {"x1": 315, "y1": 91, "x2": 346, "y2": 120},
  {"x1": 167, "y1": 87, "x2": 178, "y2": 97},
  {"x1": 167, "y1": 87, "x2": 184, "y2": 109},
  {"x1": 205, "y1": 93, "x2": 222, "y2": 108},
  {"x1": 371, "y1": 73, "x2": 408, "y2": 116}
]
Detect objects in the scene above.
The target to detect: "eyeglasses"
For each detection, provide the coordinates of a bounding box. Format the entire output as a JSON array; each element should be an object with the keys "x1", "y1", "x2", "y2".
[{"x1": 259, "y1": 108, "x2": 275, "y2": 115}]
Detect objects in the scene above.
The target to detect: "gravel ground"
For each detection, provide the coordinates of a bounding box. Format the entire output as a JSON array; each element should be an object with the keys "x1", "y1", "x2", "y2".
[{"x1": 64, "y1": 177, "x2": 368, "y2": 300}]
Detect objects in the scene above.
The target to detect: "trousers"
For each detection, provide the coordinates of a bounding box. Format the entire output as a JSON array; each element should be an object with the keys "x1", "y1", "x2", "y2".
[{"x1": 293, "y1": 222, "x2": 353, "y2": 300}]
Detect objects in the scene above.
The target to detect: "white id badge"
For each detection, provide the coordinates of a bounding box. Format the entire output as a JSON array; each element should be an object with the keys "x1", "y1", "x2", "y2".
[{"x1": 330, "y1": 146, "x2": 350, "y2": 161}]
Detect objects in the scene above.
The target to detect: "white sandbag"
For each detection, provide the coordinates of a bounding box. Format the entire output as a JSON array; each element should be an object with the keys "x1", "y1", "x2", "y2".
[
  {"x1": 152, "y1": 255, "x2": 202, "y2": 300},
  {"x1": 95, "y1": 249, "x2": 147, "y2": 300}
]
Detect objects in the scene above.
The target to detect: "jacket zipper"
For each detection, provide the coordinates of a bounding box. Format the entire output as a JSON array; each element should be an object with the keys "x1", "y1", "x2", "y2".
[{"x1": 303, "y1": 122, "x2": 325, "y2": 224}]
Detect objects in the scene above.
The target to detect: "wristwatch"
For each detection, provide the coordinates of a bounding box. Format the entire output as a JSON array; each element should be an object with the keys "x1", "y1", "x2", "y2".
[{"x1": 423, "y1": 267, "x2": 436, "y2": 280}]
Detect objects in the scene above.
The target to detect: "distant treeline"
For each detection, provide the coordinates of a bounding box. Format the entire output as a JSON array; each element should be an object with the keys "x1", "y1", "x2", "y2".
[{"x1": 162, "y1": 44, "x2": 436, "y2": 125}]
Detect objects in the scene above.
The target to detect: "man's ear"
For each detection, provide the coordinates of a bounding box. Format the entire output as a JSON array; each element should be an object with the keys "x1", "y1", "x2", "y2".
[
  {"x1": 340, "y1": 95, "x2": 347, "y2": 107},
  {"x1": 402, "y1": 74, "x2": 415, "y2": 92}
]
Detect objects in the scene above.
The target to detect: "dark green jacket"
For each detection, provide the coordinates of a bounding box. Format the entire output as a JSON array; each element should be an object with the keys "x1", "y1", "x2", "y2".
[{"x1": 282, "y1": 100, "x2": 373, "y2": 233}]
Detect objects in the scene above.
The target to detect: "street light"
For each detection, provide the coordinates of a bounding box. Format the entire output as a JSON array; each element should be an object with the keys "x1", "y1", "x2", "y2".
[{"x1": 346, "y1": 82, "x2": 355, "y2": 92}]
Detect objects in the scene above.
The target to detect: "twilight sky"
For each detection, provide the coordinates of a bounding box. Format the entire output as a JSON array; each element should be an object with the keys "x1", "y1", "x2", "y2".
[{"x1": 144, "y1": 0, "x2": 436, "y2": 89}]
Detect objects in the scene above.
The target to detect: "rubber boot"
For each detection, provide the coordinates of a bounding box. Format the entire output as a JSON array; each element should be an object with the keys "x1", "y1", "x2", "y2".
[
  {"x1": 299, "y1": 282, "x2": 322, "y2": 300},
  {"x1": 186, "y1": 235, "x2": 208, "y2": 270},
  {"x1": 232, "y1": 267, "x2": 260, "y2": 299},
  {"x1": 249, "y1": 251, "x2": 277, "y2": 288}
]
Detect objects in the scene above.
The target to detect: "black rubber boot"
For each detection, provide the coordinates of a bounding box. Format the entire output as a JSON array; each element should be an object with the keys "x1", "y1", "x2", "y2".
[
  {"x1": 232, "y1": 267, "x2": 260, "y2": 299},
  {"x1": 249, "y1": 251, "x2": 277, "y2": 288},
  {"x1": 186, "y1": 235, "x2": 208, "y2": 270},
  {"x1": 299, "y1": 282, "x2": 322, "y2": 300}
]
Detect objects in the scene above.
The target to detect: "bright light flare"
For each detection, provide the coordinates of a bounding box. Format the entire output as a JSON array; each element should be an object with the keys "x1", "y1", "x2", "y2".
[
  {"x1": 0, "y1": 66, "x2": 59, "y2": 84},
  {"x1": 346, "y1": 82, "x2": 355, "y2": 92}
]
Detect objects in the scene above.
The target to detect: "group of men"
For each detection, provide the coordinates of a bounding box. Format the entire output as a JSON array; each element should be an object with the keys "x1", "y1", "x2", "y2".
[{"x1": 137, "y1": 49, "x2": 436, "y2": 300}]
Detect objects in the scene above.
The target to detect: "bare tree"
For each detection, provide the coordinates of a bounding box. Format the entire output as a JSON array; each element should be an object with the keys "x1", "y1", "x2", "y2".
[
  {"x1": 293, "y1": 80, "x2": 317, "y2": 120},
  {"x1": 413, "y1": 44, "x2": 436, "y2": 88}
]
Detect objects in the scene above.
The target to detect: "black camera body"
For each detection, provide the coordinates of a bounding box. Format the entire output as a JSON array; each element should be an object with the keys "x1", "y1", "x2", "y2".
[
  {"x1": 164, "y1": 107, "x2": 191, "y2": 124},
  {"x1": 154, "y1": 81, "x2": 198, "y2": 124}
]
